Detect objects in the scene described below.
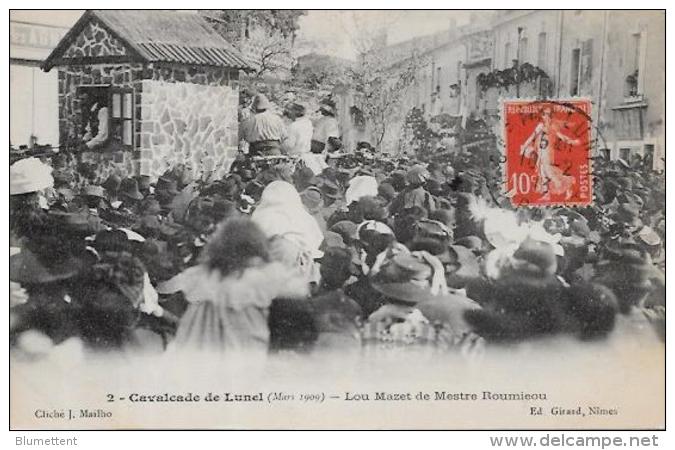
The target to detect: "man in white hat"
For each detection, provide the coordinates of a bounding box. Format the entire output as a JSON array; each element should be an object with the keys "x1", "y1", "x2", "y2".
[{"x1": 242, "y1": 94, "x2": 288, "y2": 156}]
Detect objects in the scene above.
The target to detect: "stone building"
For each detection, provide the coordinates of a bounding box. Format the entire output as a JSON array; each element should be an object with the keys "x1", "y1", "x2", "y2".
[
  {"x1": 489, "y1": 10, "x2": 665, "y2": 169},
  {"x1": 377, "y1": 10, "x2": 664, "y2": 168},
  {"x1": 43, "y1": 9, "x2": 252, "y2": 181},
  {"x1": 601, "y1": 11, "x2": 665, "y2": 170}
]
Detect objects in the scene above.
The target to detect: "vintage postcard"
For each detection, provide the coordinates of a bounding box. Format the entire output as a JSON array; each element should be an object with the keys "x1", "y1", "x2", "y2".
[{"x1": 9, "y1": 9, "x2": 665, "y2": 431}]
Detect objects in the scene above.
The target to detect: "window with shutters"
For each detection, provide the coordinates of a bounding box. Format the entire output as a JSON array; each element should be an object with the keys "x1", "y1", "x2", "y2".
[
  {"x1": 110, "y1": 88, "x2": 134, "y2": 148},
  {"x1": 519, "y1": 37, "x2": 529, "y2": 64},
  {"x1": 625, "y1": 31, "x2": 646, "y2": 98},
  {"x1": 580, "y1": 39, "x2": 594, "y2": 93},
  {"x1": 570, "y1": 48, "x2": 581, "y2": 96},
  {"x1": 537, "y1": 32, "x2": 547, "y2": 69},
  {"x1": 77, "y1": 85, "x2": 134, "y2": 150}
]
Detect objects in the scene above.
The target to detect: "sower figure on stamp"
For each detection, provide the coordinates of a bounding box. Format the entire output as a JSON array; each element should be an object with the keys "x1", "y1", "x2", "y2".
[{"x1": 520, "y1": 107, "x2": 581, "y2": 201}]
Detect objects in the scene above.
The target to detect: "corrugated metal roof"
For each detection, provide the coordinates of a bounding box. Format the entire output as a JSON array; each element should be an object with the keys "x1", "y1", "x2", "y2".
[{"x1": 43, "y1": 10, "x2": 253, "y2": 71}]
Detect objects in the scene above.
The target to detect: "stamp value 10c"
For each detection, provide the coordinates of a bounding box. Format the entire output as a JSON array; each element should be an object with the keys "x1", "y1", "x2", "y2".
[{"x1": 503, "y1": 99, "x2": 593, "y2": 207}]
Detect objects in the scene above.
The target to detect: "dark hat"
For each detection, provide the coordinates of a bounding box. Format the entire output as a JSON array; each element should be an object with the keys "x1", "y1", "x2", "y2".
[
  {"x1": 202, "y1": 179, "x2": 240, "y2": 200},
  {"x1": 447, "y1": 245, "x2": 481, "y2": 279},
  {"x1": 508, "y1": 238, "x2": 558, "y2": 283},
  {"x1": 617, "y1": 192, "x2": 644, "y2": 209},
  {"x1": 139, "y1": 197, "x2": 162, "y2": 216},
  {"x1": 135, "y1": 214, "x2": 162, "y2": 233},
  {"x1": 429, "y1": 208, "x2": 456, "y2": 228},
  {"x1": 426, "y1": 178, "x2": 443, "y2": 196},
  {"x1": 330, "y1": 220, "x2": 359, "y2": 245},
  {"x1": 336, "y1": 168, "x2": 356, "y2": 185},
  {"x1": 320, "y1": 167, "x2": 338, "y2": 182},
  {"x1": 10, "y1": 248, "x2": 84, "y2": 284},
  {"x1": 318, "y1": 246, "x2": 354, "y2": 280},
  {"x1": 320, "y1": 231, "x2": 346, "y2": 250},
  {"x1": 48, "y1": 210, "x2": 103, "y2": 234},
  {"x1": 93, "y1": 229, "x2": 131, "y2": 253},
  {"x1": 390, "y1": 171, "x2": 407, "y2": 190},
  {"x1": 239, "y1": 168, "x2": 256, "y2": 182},
  {"x1": 612, "y1": 203, "x2": 643, "y2": 228},
  {"x1": 320, "y1": 179, "x2": 341, "y2": 200},
  {"x1": 408, "y1": 237, "x2": 450, "y2": 262},
  {"x1": 101, "y1": 173, "x2": 122, "y2": 193},
  {"x1": 415, "y1": 218, "x2": 452, "y2": 243},
  {"x1": 599, "y1": 240, "x2": 659, "y2": 283},
  {"x1": 52, "y1": 170, "x2": 74, "y2": 187},
  {"x1": 136, "y1": 175, "x2": 153, "y2": 193},
  {"x1": 358, "y1": 195, "x2": 389, "y2": 222},
  {"x1": 300, "y1": 187, "x2": 324, "y2": 215},
  {"x1": 119, "y1": 178, "x2": 143, "y2": 201},
  {"x1": 294, "y1": 166, "x2": 319, "y2": 190},
  {"x1": 377, "y1": 183, "x2": 396, "y2": 202},
  {"x1": 244, "y1": 180, "x2": 265, "y2": 200},
  {"x1": 155, "y1": 176, "x2": 180, "y2": 196},
  {"x1": 287, "y1": 102, "x2": 306, "y2": 117},
  {"x1": 371, "y1": 253, "x2": 435, "y2": 305}
]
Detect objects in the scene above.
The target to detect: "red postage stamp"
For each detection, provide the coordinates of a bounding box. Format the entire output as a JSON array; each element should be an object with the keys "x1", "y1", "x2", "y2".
[{"x1": 503, "y1": 99, "x2": 592, "y2": 207}]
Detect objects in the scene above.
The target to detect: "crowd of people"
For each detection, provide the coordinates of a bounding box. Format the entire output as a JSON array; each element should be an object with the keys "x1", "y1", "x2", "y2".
[{"x1": 9, "y1": 97, "x2": 666, "y2": 362}]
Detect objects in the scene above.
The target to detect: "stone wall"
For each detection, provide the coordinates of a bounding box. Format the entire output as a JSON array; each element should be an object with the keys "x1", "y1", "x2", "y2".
[
  {"x1": 58, "y1": 63, "x2": 144, "y2": 143},
  {"x1": 57, "y1": 62, "x2": 240, "y2": 182},
  {"x1": 62, "y1": 18, "x2": 128, "y2": 59},
  {"x1": 137, "y1": 66, "x2": 239, "y2": 180}
]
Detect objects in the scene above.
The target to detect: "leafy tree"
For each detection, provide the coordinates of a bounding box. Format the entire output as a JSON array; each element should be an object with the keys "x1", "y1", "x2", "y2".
[
  {"x1": 342, "y1": 13, "x2": 428, "y2": 151},
  {"x1": 400, "y1": 107, "x2": 438, "y2": 156},
  {"x1": 291, "y1": 53, "x2": 351, "y2": 90},
  {"x1": 347, "y1": 46, "x2": 426, "y2": 151},
  {"x1": 201, "y1": 10, "x2": 307, "y2": 77}
]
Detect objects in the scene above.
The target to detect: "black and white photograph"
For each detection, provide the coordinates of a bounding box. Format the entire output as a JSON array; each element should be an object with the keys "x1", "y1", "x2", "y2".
[{"x1": 8, "y1": 8, "x2": 666, "y2": 431}]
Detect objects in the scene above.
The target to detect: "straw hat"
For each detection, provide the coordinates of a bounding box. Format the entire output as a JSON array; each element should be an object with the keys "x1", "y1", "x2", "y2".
[{"x1": 10, "y1": 158, "x2": 54, "y2": 195}]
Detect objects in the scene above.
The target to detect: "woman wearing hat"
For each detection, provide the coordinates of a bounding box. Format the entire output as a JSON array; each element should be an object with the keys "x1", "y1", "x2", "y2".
[
  {"x1": 592, "y1": 241, "x2": 664, "y2": 342},
  {"x1": 361, "y1": 251, "x2": 484, "y2": 355},
  {"x1": 309, "y1": 247, "x2": 363, "y2": 352},
  {"x1": 390, "y1": 164, "x2": 436, "y2": 216},
  {"x1": 464, "y1": 238, "x2": 618, "y2": 343},
  {"x1": 252, "y1": 181, "x2": 324, "y2": 285},
  {"x1": 118, "y1": 178, "x2": 144, "y2": 211},
  {"x1": 10, "y1": 157, "x2": 56, "y2": 253}
]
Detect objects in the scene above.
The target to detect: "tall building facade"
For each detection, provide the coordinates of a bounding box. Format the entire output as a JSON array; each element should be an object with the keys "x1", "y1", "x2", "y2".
[{"x1": 383, "y1": 10, "x2": 664, "y2": 169}]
